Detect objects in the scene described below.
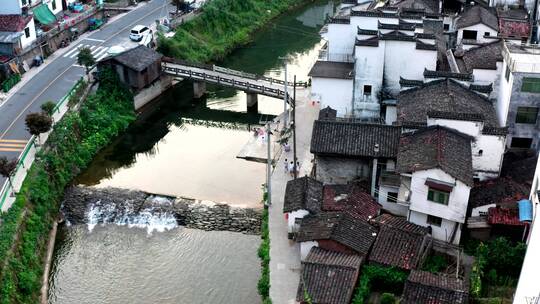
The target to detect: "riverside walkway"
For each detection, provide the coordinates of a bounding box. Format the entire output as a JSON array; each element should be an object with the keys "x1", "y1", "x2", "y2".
[{"x1": 268, "y1": 87, "x2": 319, "y2": 304}]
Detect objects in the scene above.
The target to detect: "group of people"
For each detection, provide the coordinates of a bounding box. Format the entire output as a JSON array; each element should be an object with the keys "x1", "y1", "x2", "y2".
[{"x1": 284, "y1": 158, "x2": 300, "y2": 177}]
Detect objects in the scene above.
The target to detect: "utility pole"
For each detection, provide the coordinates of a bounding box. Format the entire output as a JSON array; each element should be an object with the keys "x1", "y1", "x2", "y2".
[
  {"x1": 279, "y1": 56, "x2": 289, "y2": 126},
  {"x1": 293, "y1": 75, "x2": 298, "y2": 179},
  {"x1": 266, "y1": 123, "x2": 272, "y2": 206}
]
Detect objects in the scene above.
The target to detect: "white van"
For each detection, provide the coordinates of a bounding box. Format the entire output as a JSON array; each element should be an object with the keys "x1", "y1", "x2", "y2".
[{"x1": 129, "y1": 25, "x2": 151, "y2": 41}]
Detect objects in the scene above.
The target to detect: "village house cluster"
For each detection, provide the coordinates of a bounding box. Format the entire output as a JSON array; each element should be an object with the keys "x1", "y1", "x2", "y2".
[{"x1": 286, "y1": 0, "x2": 540, "y2": 302}]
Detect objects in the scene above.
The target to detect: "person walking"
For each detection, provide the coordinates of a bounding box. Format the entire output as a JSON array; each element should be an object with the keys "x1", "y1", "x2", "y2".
[
  {"x1": 288, "y1": 161, "x2": 295, "y2": 177},
  {"x1": 284, "y1": 158, "x2": 288, "y2": 173},
  {"x1": 296, "y1": 161, "x2": 301, "y2": 175}
]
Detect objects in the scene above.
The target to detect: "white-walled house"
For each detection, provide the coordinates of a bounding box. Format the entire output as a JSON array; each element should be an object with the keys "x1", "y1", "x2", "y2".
[
  {"x1": 454, "y1": 40, "x2": 503, "y2": 88},
  {"x1": 0, "y1": 15, "x2": 37, "y2": 55},
  {"x1": 397, "y1": 79, "x2": 506, "y2": 180},
  {"x1": 513, "y1": 157, "x2": 540, "y2": 304},
  {"x1": 496, "y1": 41, "x2": 540, "y2": 152},
  {"x1": 44, "y1": 0, "x2": 63, "y2": 15},
  {"x1": 455, "y1": 5, "x2": 499, "y2": 47},
  {"x1": 282, "y1": 176, "x2": 323, "y2": 237},
  {"x1": 308, "y1": 61, "x2": 354, "y2": 117},
  {"x1": 396, "y1": 126, "x2": 474, "y2": 244}
]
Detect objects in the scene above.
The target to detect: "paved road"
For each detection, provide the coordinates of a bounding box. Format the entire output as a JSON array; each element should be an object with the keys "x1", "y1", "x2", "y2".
[{"x1": 0, "y1": 0, "x2": 175, "y2": 186}]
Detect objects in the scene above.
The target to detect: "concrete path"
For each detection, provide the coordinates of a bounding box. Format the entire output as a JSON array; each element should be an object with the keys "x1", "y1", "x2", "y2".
[{"x1": 269, "y1": 88, "x2": 319, "y2": 304}]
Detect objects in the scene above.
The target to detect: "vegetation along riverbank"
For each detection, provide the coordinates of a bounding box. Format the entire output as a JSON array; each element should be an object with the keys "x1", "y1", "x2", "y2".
[
  {"x1": 158, "y1": 0, "x2": 314, "y2": 62},
  {"x1": 0, "y1": 69, "x2": 134, "y2": 303}
]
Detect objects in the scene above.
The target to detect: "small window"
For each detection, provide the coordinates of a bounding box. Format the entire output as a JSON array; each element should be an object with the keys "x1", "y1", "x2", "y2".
[
  {"x1": 522, "y1": 77, "x2": 540, "y2": 93},
  {"x1": 24, "y1": 27, "x2": 30, "y2": 38},
  {"x1": 511, "y1": 137, "x2": 533, "y2": 149},
  {"x1": 515, "y1": 107, "x2": 539, "y2": 124},
  {"x1": 363, "y1": 85, "x2": 372, "y2": 95},
  {"x1": 427, "y1": 215, "x2": 442, "y2": 227},
  {"x1": 387, "y1": 192, "x2": 398, "y2": 203},
  {"x1": 505, "y1": 65, "x2": 511, "y2": 82},
  {"x1": 484, "y1": 32, "x2": 490, "y2": 37},
  {"x1": 52, "y1": 0, "x2": 56, "y2": 10},
  {"x1": 427, "y1": 188, "x2": 449, "y2": 205},
  {"x1": 443, "y1": 24, "x2": 449, "y2": 31},
  {"x1": 478, "y1": 149, "x2": 483, "y2": 156},
  {"x1": 462, "y1": 30, "x2": 477, "y2": 40}
]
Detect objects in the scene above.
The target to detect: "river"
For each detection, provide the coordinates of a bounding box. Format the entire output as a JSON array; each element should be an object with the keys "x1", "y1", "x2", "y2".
[{"x1": 48, "y1": 1, "x2": 335, "y2": 303}]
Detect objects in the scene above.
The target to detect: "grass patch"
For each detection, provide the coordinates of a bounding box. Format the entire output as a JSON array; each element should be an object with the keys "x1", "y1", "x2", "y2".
[
  {"x1": 0, "y1": 68, "x2": 135, "y2": 303},
  {"x1": 158, "y1": 0, "x2": 311, "y2": 62}
]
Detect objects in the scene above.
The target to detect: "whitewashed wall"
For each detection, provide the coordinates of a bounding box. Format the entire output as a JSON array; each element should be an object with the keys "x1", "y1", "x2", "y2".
[
  {"x1": 20, "y1": 18, "x2": 37, "y2": 50},
  {"x1": 457, "y1": 23, "x2": 498, "y2": 44},
  {"x1": 378, "y1": 184, "x2": 408, "y2": 216},
  {"x1": 408, "y1": 168, "x2": 471, "y2": 224},
  {"x1": 409, "y1": 210, "x2": 462, "y2": 244},
  {"x1": 427, "y1": 118, "x2": 482, "y2": 137},
  {"x1": 300, "y1": 241, "x2": 318, "y2": 260},
  {"x1": 354, "y1": 44, "x2": 384, "y2": 103},
  {"x1": 472, "y1": 64, "x2": 501, "y2": 86},
  {"x1": 496, "y1": 60, "x2": 514, "y2": 126},
  {"x1": 46, "y1": 0, "x2": 63, "y2": 15},
  {"x1": 287, "y1": 209, "x2": 309, "y2": 234},
  {"x1": 472, "y1": 134, "x2": 505, "y2": 179},
  {"x1": 385, "y1": 105, "x2": 397, "y2": 125},
  {"x1": 311, "y1": 77, "x2": 353, "y2": 117},
  {"x1": 327, "y1": 23, "x2": 356, "y2": 55}
]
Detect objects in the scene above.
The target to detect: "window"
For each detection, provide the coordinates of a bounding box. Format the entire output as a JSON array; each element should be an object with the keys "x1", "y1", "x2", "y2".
[
  {"x1": 511, "y1": 137, "x2": 533, "y2": 149},
  {"x1": 462, "y1": 30, "x2": 477, "y2": 40},
  {"x1": 52, "y1": 0, "x2": 56, "y2": 10},
  {"x1": 484, "y1": 32, "x2": 490, "y2": 37},
  {"x1": 505, "y1": 64, "x2": 511, "y2": 82},
  {"x1": 24, "y1": 27, "x2": 30, "y2": 38},
  {"x1": 443, "y1": 24, "x2": 449, "y2": 31},
  {"x1": 363, "y1": 85, "x2": 372, "y2": 96},
  {"x1": 515, "y1": 107, "x2": 539, "y2": 124},
  {"x1": 387, "y1": 192, "x2": 398, "y2": 203},
  {"x1": 427, "y1": 188, "x2": 449, "y2": 205},
  {"x1": 427, "y1": 215, "x2": 442, "y2": 227},
  {"x1": 522, "y1": 77, "x2": 540, "y2": 93},
  {"x1": 478, "y1": 149, "x2": 483, "y2": 156}
]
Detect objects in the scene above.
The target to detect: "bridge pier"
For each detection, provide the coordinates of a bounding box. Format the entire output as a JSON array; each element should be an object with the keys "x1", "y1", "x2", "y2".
[
  {"x1": 246, "y1": 92, "x2": 258, "y2": 113},
  {"x1": 193, "y1": 81, "x2": 207, "y2": 99}
]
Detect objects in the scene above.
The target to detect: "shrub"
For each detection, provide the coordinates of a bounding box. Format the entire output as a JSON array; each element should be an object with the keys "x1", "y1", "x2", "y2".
[
  {"x1": 40, "y1": 101, "x2": 57, "y2": 116},
  {"x1": 351, "y1": 265, "x2": 408, "y2": 304},
  {"x1": 258, "y1": 208, "x2": 271, "y2": 302},
  {"x1": 380, "y1": 292, "x2": 396, "y2": 304},
  {"x1": 422, "y1": 253, "x2": 448, "y2": 273}
]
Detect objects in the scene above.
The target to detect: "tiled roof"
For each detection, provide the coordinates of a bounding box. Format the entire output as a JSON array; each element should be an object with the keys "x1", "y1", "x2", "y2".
[
  {"x1": 370, "y1": 213, "x2": 429, "y2": 234},
  {"x1": 0, "y1": 15, "x2": 32, "y2": 33},
  {"x1": 358, "y1": 27, "x2": 378, "y2": 35},
  {"x1": 112, "y1": 45, "x2": 162, "y2": 72},
  {"x1": 455, "y1": 41, "x2": 502, "y2": 72},
  {"x1": 328, "y1": 17, "x2": 350, "y2": 24},
  {"x1": 416, "y1": 40, "x2": 437, "y2": 50},
  {"x1": 297, "y1": 247, "x2": 363, "y2": 304},
  {"x1": 397, "y1": 78, "x2": 500, "y2": 128},
  {"x1": 423, "y1": 68, "x2": 473, "y2": 80},
  {"x1": 319, "y1": 106, "x2": 337, "y2": 120},
  {"x1": 356, "y1": 36, "x2": 380, "y2": 47},
  {"x1": 296, "y1": 212, "x2": 378, "y2": 255},
  {"x1": 391, "y1": 0, "x2": 440, "y2": 14},
  {"x1": 402, "y1": 270, "x2": 469, "y2": 304},
  {"x1": 322, "y1": 184, "x2": 381, "y2": 220},
  {"x1": 456, "y1": 5, "x2": 498, "y2": 31},
  {"x1": 380, "y1": 30, "x2": 416, "y2": 41},
  {"x1": 368, "y1": 214, "x2": 428, "y2": 270},
  {"x1": 308, "y1": 61, "x2": 354, "y2": 79},
  {"x1": 378, "y1": 21, "x2": 416, "y2": 30},
  {"x1": 400, "y1": 77, "x2": 424, "y2": 87},
  {"x1": 396, "y1": 126, "x2": 474, "y2": 186},
  {"x1": 469, "y1": 83, "x2": 493, "y2": 94},
  {"x1": 427, "y1": 110, "x2": 484, "y2": 122},
  {"x1": 283, "y1": 176, "x2": 324, "y2": 213},
  {"x1": 310, "y1": 120, "x2": 401, "y2": 158},
  {"x1": 469, "y1": 177, "x2": 529, "y2": 209}
]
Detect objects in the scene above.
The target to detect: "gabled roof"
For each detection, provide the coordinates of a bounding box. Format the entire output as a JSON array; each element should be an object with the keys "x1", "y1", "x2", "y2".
[
  {"x1": 396, "y1": 126, "x2": 474, "y2": 186},
  {"x1": 397, "y1": 78, "x2": 500, "y2": 128},
  {"x1": 110, "y1": 45, "x2": 162, "y2": 72},
  {"x1": 391, "y1": 0, "x2": 440, "y2": 14},
  {"x1": 0, "y1": 15, "x2": 32, "y2": 33},
  {"x1": 310, "y1": 120, "x2": 401, "y2": 158},
  {"x1": 368, "y1": 214, "x2": 428, "y2": 270},
  {"x1": 308, "y1": 61, "x2": 354, "y2": 79},
  {"x1": 296, "y1": 212, "x2": 378, "y2": 255},
  {"x1": 455, "y1": 41, "x2": 502, "y2": 72},
  {"x1": 402, "y1": 270, "x2": 469, "y2": 304},
  {"x1": 297, "y1": 247, "x2": 363, "y2": 304},
  {"x1": 469, "y1": 177, "x2": 529, "y2": 209},
  {"x1": 322, "y1": 184, "x2": 381, "y2": 220},
  {"x1": 456, "y1": 5, "x2": 498, "y2": 31},
  {"x1": 283, "y1": 176, "x2": 324, "y2": 213},
  {"x1": 319, "y1": 106, "x2": 337, "y2": 120}
]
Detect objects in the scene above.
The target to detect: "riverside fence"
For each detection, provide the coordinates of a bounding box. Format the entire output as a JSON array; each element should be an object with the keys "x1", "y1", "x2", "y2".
[{"x1": 0, "y1": 77, "x2": 87, "y2": 211}]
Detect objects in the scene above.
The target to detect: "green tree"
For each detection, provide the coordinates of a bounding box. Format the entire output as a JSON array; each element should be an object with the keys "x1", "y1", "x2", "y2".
[
  {"x1": 40, "y1": 101, "x2": 56, "y2": 116},
  {"x1": 0, "y1": 156, "x2": 17, "y2": 189},
  {"x1": 25, "y1": 112, "x2": 52, "y2": 143},
  {"x1": 77, "y1": 47, "x2": 96, "y2": 74}
]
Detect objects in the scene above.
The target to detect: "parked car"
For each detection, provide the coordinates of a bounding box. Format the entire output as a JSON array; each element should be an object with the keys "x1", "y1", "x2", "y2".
[{"x1": 129, "y1": 25, "x2": 151, "y2": 41}]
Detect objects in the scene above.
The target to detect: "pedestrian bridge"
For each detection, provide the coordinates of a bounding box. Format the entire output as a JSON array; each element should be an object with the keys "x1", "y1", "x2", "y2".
[{"x1": 161, "y1": 58, "x2": 304, "y2": 112}]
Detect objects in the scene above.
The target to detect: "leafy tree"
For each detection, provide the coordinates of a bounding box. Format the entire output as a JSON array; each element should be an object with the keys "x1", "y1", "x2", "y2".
[
  {"x1": 381, "y1": 293, "x2": 396, "y2": 304},
  {"x1": 77, "y1": 47, "x2": 96, "y2": 74},
  {"x1": 40, "y1": 101, "x2": 56, "y2": 116},
  {"x1": 0, "y1": 156, "x2": 17, "y2": 189},
  {"x1": 25, "y1": 112, "x2": 52, "y2": 142}
]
